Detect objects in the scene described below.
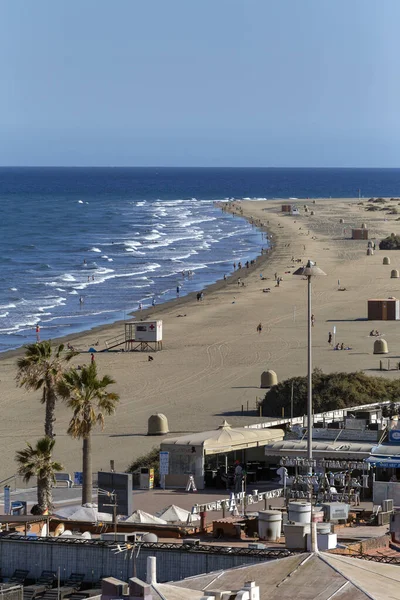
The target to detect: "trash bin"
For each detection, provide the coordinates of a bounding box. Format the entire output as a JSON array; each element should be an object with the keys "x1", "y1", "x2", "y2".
[
  {"x1": 139, "y1": 467, "x2": 154, "y2": 489},
  {"x1": 258, "y1": 510, "x2": 282, "y2": 541}
]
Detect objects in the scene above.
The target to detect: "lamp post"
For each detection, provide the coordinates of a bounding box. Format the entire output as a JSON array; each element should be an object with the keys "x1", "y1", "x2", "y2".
[{"x1": 293, "y1": 260, "x2": 326, "y2": 461}]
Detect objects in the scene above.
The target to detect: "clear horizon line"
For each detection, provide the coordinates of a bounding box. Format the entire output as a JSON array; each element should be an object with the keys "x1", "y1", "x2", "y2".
[{"x1": 1, "y1": 165, "x2": 399, "y2": 170}]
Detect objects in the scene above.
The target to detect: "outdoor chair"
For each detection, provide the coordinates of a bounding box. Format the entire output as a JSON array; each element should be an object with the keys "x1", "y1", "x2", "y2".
[{"x1": 8, "y1": 570, "x2": 29, "y2": 585}]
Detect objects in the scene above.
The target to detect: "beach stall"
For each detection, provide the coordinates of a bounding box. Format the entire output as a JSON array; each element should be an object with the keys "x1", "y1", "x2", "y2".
[
  {"x1": 351, "y1": 228, "x2": 368, "y2": 240},
  {"x1": 281, "y1": 204, "x2": 292, "y2": 213},
  {"x1": 368, "y1": 298, "x2": 400, "y2": 320},
  {"x1": 160, "y1": 420, "x2": 284, "y2": 490}
]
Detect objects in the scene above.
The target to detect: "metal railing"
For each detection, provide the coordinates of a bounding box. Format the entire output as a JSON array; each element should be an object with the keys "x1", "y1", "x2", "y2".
[{"x1": 2, "y1": 534, "x2": 293, "y2": 558}]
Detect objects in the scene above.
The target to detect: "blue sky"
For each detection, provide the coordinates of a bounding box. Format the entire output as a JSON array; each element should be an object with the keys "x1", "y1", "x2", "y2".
[{"x1": 1, "y1": 0, "x2": 399, "y2": 167}]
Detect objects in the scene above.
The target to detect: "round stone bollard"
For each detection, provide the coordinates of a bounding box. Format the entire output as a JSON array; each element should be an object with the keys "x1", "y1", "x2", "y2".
[
  {"x1": 391, "y1": 269, "x2": 399, "y2": 279},
  {"x1": 374, "y1": 339, "x2": 388, "y2": 355},
  {"x1": 147, "y1": 413, "x2": 169, "y2": 436},
  {"x1": 260, "y1": 370, "x2": 278, "y2": 389},
  {"x1": 383, "y1": 257, "x2": 390, "y2": 265}
]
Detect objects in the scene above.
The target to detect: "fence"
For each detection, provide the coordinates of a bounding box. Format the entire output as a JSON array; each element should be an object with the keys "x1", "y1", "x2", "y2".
[{"x1": 0, "y1": 536, "x2": 291, "y2": 584}]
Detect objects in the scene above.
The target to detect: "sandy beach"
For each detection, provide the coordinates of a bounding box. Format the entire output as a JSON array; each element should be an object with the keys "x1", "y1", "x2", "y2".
[{"x1": 2, "y1": 197, "x2": 400, "y2": 479}]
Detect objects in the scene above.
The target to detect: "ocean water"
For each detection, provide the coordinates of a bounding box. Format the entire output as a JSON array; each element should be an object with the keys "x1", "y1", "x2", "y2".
[{"x1": 2, "y1": 166, "x2": 400, "y2": 353}]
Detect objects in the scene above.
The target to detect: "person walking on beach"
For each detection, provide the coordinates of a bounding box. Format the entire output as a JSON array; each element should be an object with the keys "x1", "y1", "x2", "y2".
[
  {"x1": 35, "y1": 324, "x2": 40, "y2": 343},
  {"x1": 176, "y1": 285, "x2": 180, "y2": 298},
  {"x1": 233, "y1": 262, "x2": 236, "y2": 270},
  {"x1": 91, "y1": 353, "x2": 95, "y2": 363},
  {"x1": 328, "y1": 331, "x2": 332, "y2": 345},
  {"x1": 257, "y1": 322, "x2": 262, "y2": 334},
  {"x1": 237, "y1": 278, "x2": 241, "y2": 286},
  {"x1": 138, "y1": 302, "x2": 143, "y2": 311}
]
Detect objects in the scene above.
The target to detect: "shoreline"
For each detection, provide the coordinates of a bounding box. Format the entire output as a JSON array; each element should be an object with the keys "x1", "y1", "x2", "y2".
[
  {"x1": 5, "y1": 195, "x2": 400, "y2": 478},
  {"x1": 1, "y1": 206, "x2": 276, "y2": 360}
]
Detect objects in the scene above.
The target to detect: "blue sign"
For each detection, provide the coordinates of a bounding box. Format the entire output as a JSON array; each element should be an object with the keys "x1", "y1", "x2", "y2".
[
  {"x1": 74, "y1": 472, "x2": 83, "y2": 485},
  {"x1": 159, "y1": 451, "x2": 169, "y2": 475},
  {"x1": 4, "y1": 486, "x2": 10, "y2": 515},
  {"x1": 388, "y1": 430, "x2": 400, "y2": 444}
]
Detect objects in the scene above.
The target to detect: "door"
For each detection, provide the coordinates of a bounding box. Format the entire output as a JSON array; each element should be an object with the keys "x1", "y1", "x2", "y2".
[{"x1": 382, "y1": 302, "x2": 387, "y2": 320}]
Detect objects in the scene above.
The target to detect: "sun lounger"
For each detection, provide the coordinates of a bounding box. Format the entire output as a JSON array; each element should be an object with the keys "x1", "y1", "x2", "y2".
[
  {"x1": 8, "y1": 569, "x2": 29, "y2": 585},
  {"x1": 23, "y1": 570, "x2": 56, "y2": 600}
]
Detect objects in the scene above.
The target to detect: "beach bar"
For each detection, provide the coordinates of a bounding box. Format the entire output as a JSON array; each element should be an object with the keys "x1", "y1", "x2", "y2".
[
  {"x1": 368, "y1": 298, "x2": 400, "y2": 320},
  {"x1": 160, "y1": 421, "x2": 284, "y2": 490}
]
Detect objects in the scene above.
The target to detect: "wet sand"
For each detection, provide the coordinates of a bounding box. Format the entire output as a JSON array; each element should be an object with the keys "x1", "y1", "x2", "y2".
[{"x1": 1, "y1": 197, "x2": 399, "y2": 478}]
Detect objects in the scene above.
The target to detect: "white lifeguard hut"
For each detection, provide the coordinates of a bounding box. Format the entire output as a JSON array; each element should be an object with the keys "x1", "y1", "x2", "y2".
[{"x1": 124, "y1": 320, "x2": 163, "y2": 352}]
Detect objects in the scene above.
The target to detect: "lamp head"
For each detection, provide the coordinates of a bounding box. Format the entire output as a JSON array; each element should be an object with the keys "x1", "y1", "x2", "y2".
[{"x1": 293, "y1": 260, "x2": 326, "y2": 277}]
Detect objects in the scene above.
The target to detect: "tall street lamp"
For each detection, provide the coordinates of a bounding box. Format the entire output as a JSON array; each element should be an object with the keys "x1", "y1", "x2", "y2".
[{"x1": 293, "y1": 260, "x2": 326, "y2": 461}]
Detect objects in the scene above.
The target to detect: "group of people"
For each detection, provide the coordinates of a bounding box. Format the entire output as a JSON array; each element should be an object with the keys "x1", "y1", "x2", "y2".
[
  {"x1": 334, "y1": 343, "x2": 351, "y2": 351},
  {"x1": 328, "y1": 332, "x2": 351, "y2": 350},
  {"x1": 369, "y1": 329, "x2": 381, "y2": 337}
]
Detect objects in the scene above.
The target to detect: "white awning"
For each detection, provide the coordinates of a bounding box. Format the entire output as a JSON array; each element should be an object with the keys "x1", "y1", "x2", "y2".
[
  {"x1": 161, "y1": 420, "x2": 285, "y2": 455},
  {"x1": 370, "y1": 443, "x2": 400, "y2": 457},
  {"x1": 264, "y1": 439, "x2": 374, "y2": 459}
]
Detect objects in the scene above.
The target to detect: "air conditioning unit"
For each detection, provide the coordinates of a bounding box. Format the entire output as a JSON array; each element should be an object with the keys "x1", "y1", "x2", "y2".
[
  {"x1": 321, "y1": 503, "x2": 349, "y2": 521},
  {"x1": 182, "y1": 538, "x2": 200, "y2": 546},
  {"x1": 383, "y1": 499, "x2": 394, "y2": 513}
]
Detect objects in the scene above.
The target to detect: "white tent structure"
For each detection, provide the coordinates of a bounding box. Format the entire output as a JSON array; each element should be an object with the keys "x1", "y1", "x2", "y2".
[
  {"x1": 161, "y1": 420, "x2": 284, "y2": 489},
  {"x1": 156, "y1": 504, "x2": 200, "y2": 524},
  {"x1": 54, "y1": 503, "x2": 113, "y2": 522},
  {"x1": 123, "y1": 510, "x2": 167, "y2": 525}
]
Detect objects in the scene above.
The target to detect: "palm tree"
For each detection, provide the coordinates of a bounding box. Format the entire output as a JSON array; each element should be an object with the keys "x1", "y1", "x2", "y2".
[
  {"x1": 16, "y1": 341, "x2": 76, "y2": 438},
  {"x1": 15, "y1": 437, "x2": 63, "y2": 514},
  {"x1": 58, "y1": 363, "x2": 119, "y2": 504}
]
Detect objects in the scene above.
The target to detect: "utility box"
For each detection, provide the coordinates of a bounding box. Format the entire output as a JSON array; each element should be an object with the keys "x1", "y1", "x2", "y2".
[
  {"x1": 321, "y1": 502, "x2": 349, "y2": 522},
  {"x1": 98, "y1": 472, "x2": 133, "y2": 517},
  {"x1": 352, "y1": 228, "x2": 368, "y2": 240},
  {"x1": 368, "y1": 299, "x2": 400, "y2": 320},
  {"x1": 139, "y1": 467, "x2": 154, "y2": 489},
  {"x1": 134, "y1": 320, "x2": 162, "y2": 342}
]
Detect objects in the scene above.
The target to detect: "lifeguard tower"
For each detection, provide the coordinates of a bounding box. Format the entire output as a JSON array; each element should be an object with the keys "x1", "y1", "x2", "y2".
[
  {"x1": 125, "y1": 320, "x2": 163, "y2": 352},
  {"x1": 104, "y1": 320, "x2": 163, "y2": 352}
]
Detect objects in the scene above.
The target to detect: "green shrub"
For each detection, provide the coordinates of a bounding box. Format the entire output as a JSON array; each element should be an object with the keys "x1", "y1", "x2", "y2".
[
  {"x1": 261, "y1": 369, "x2": 400, "y2": 418},
  {"x1": 379, "y1": 234, "x2": 400, "y2": 250},
  {"x1": 126, "y1": 447, "x2": 160, "y2": 486}
]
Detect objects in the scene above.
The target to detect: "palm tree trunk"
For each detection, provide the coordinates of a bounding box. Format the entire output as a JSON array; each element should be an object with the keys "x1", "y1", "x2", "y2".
[
  {"x1": 82, "y1": 434, "x2": 92, "y2": 505},
  {"x1": 37, "y1": 477, "x2": 47, "y2": 514},
  {"x1": 45, "y1": 389, "x2": 56, "y2": 438},
  {"x1": 44, "y1": 476, "x2": 53, "y2": 513}
]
